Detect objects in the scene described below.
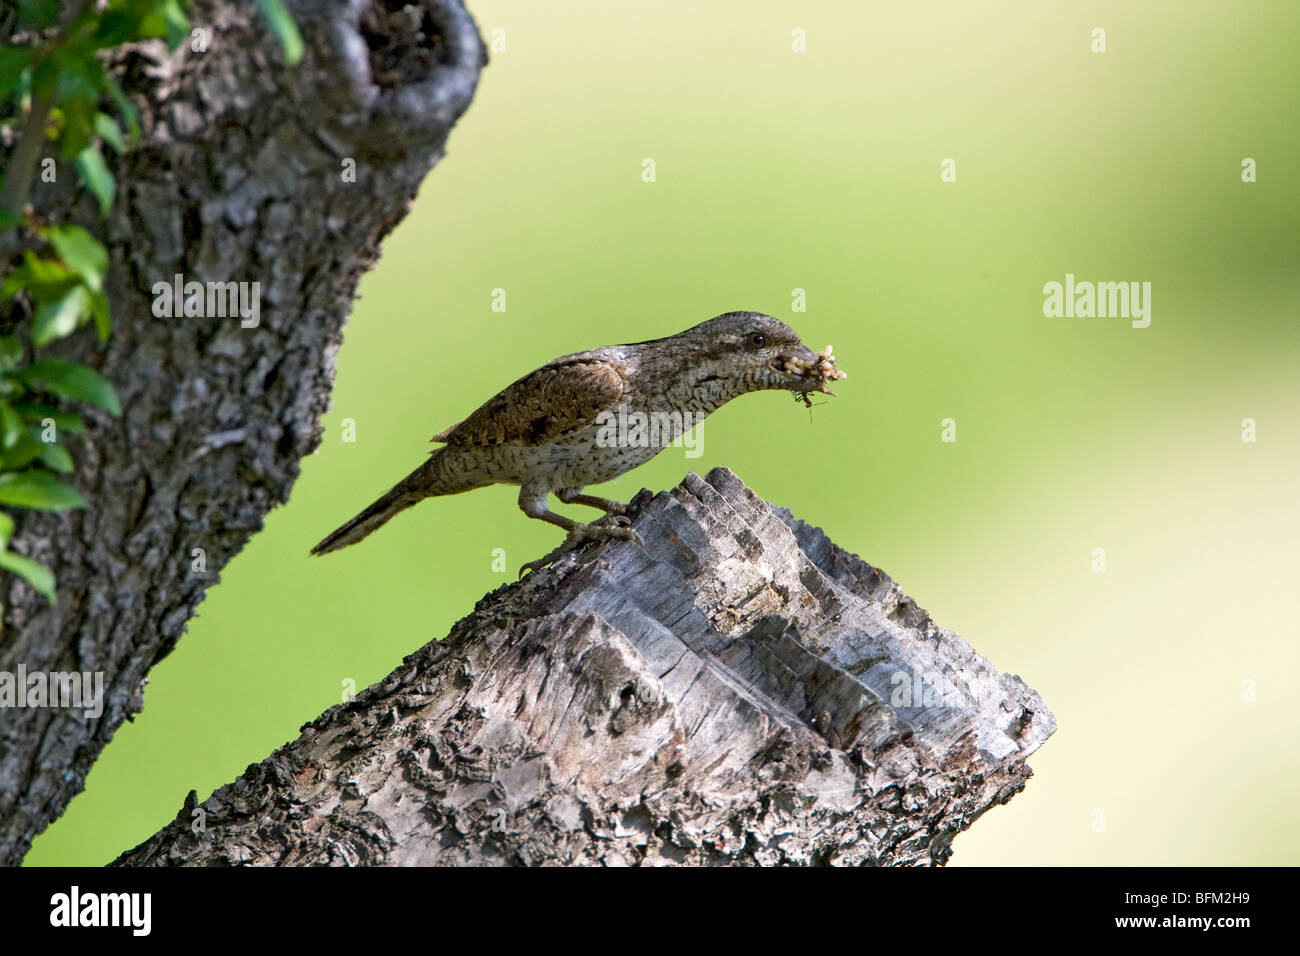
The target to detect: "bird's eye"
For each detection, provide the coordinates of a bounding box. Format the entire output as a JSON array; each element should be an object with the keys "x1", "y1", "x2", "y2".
[{"x1": 748, "y1": 332, "x2": 767, "y2": 348}]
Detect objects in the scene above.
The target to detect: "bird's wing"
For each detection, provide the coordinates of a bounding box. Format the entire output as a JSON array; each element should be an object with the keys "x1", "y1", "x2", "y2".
[{"x1": 431, "y1": 359, "x2": 628, "y2": 447}]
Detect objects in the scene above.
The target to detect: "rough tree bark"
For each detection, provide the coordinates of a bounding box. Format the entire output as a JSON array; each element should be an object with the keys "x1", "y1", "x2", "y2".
[
  {"x1": 0, "y1": 0, "x2": 486, "y2": 866},
  {"x1": 115, "y1": 468, "x2": 1055, "y2": 867}
]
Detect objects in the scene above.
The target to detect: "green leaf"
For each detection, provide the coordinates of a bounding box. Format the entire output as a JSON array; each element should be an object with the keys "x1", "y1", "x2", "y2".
[
  {"x1": 18, "y1": 0, "x2": 59, "y2": 30},
  {"x1": 37, "y1": 438, "x2": 74, "y2": 473},
  {"x1": 0, "y1": 210, "x2": 23, "y2": 234},
  {"x1": 93, "y1": 11, "x2": 141, "y2": 48},
  {"x1": 0, "y1": 547, "x2": 57, "y2": 603},
  {"x1": 57, "y1": 92, "x2": 98, "y2": 160},
  {"x1": 101, "y1": 74, "x2": 140, "y2": 142},
  {"x1": 0, "y1": 47, "x2": 33, "y2": 101},
  {"x1": 32, "y1": 284, "x2": 92, "y2": 346},
  {"x1": 0, "y1": 432, "x2": 42, "y2": 470},
  {"x1": 136, "y1": 0, "x2": 189, "y2": 46},
  {"x1": 161, "y1": 0, "x2": 190, "y2": 51},
  {"x1": 0, "y1": 470, "x2": 87, "y2": 510},
  {"x1": 54, "y1": 46, "x2": 106, "y2": 101},
  {"x1": 0, "y1": 267, "x2": 25, "y2": 302},
  {"x1": 258, "y1": 0, "x2": 304, "y2": 67},
  {"x1": 20, "y1": 359, "x2": 121, "y2": 416},
  {"x1": 24, "y1": 250, "x2": 75, "y2": 286},
  {"x1": 31, "y1": 58, "x2": 57, "y2": 99},
  {"x1": 0, "y1": 337, "x2": 22, "y2": 369},
  {"x1": 44, "y1": 224, "x2": 107, "y2": 291},
  {"x1": 0, "y1": 402, "x2": 24, "y2": 449},
  {"x1": 1, "y1": 250, "x2": 76, "y2": 302},
  {"x1": 16, "y1": 403, "x2": 88, "y2": 435},
  {"x1": 0, "y1": 511, "x2": 12, "y2": 549},
  {"x1": 90, "y1": 289, "x2": 111, "y2": 340},
  {"x1": 74, "y1": 144, "x2": 115, "y2": 216},
  {"x1": 94, "y1": 111, "x2": 124, "y2": 153}
]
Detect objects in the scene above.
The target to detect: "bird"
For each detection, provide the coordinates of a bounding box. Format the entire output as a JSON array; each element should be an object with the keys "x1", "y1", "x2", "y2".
[{"x1": 310, "y1": 311, "x2": 845, "y2": 573}]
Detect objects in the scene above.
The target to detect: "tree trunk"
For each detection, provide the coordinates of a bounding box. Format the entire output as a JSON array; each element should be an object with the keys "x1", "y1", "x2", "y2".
[
  {"x1": 0, "y1": 0, "x2": 486, "y2": 866},
  {"x1": 114, "y1": 468, "x2": 1055, "y2": 867}
]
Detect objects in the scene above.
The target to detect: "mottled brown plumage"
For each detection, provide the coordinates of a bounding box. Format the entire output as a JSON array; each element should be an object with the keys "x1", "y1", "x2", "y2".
[
  {"x1": 311, "y1": 311, "x2": 844, "y2": 570},
  {"x1": 431, "y1": 360, "x2": 628, "y2": 446}
]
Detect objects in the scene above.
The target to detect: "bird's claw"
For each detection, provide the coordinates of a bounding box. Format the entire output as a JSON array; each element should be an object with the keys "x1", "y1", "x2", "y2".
[
  {"x1": 592, "y1": 514, "x2": 645, "y2": 549},
  {"x1": 517, "y1": 518, "x2": 645, "y2": 577},
  {"x1": 519, "y1": 539, "x2": 574, "y2": 577},
  {"x1": 574, "y1": 518, "x2": 644, "y2": 550},
  {"x1": 518, "y1": 551, "x2": 558, "y2": 578},
  {"x1": 605, "y1": 523, "x2": 645, "y2": 550}
]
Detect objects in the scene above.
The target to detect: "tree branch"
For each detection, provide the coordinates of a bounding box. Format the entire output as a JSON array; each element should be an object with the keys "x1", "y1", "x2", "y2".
[
  {"x1": 114, "y1": 468, "x2": 1056, "y2": 867},
  {"x1": 0, "y1": 0, "x2": 486, "y2": 866},
  {"x1": 0, "y1": 0, "x2": 92, "y2": 217}
]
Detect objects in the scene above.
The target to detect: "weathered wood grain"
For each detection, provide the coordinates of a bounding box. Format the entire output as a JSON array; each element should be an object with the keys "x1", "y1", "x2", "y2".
[{"x1": 115, "y1": 467, "x2": 1055, "y2": 866}]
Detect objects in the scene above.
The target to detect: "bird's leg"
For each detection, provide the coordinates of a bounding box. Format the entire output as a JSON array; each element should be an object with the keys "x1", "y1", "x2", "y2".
[
  {"x1": 556, "y1": 487, "x2": 628, "y2": 517},
  {"x1": 555, "y1": 487, "x2": 638, "y2": 542},
  {"x1": 521, "y1": 486, "x2": 641, "y2": 543},
  {"x1": 518, "y1": 486, "x2": 644, "y2": 576}
]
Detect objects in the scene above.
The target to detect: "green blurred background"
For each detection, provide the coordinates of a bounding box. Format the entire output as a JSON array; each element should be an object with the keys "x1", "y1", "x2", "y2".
[{"x1": 27, "y1": 0, "x2": 1300, "y2": 865}]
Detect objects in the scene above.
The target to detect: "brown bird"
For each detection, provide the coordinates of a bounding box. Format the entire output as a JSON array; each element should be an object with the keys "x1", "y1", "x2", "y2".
[{"x1": 311, "y1": 311, "x2": 845, "y2": 572}]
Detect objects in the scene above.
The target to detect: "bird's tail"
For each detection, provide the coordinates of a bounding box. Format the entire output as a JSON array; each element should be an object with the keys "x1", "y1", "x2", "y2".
[
  {"x1": 310, "y1": 484, "x2": 420, "y2": 556},
  {"x1": 310, "y1": 447, "x2": 481, "y2": 556}
]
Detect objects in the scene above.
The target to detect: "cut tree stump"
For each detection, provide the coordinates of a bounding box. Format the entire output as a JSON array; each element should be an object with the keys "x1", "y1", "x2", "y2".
[{"x1": 114, "y1": 467, "x2": 1056, "y2": 866}]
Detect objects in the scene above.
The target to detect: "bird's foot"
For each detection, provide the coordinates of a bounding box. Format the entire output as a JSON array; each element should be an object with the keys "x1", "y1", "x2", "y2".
[
  {"x1": 556, "y1": 490, "x2": 629, "y2": 517},
  {"x1": 518, "y1": 518, "x2": 645, "y2": 577},
  {"x1": 518, "y1": 545, "x2": 569, "y2": 578},
  {"x1": 586, "y1": 515, "x2": 644, "y2": 549}
]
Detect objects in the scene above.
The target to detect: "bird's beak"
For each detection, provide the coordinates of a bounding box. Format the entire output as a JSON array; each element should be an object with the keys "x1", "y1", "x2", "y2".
[{"x1": 772, "y1": 344, "x2": 847, "y2": 396}]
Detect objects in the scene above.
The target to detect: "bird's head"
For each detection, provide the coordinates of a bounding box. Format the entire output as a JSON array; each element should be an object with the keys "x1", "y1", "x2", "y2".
[{"x1": 670, "y1": 311, "x2": 846, "y2": 401}]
